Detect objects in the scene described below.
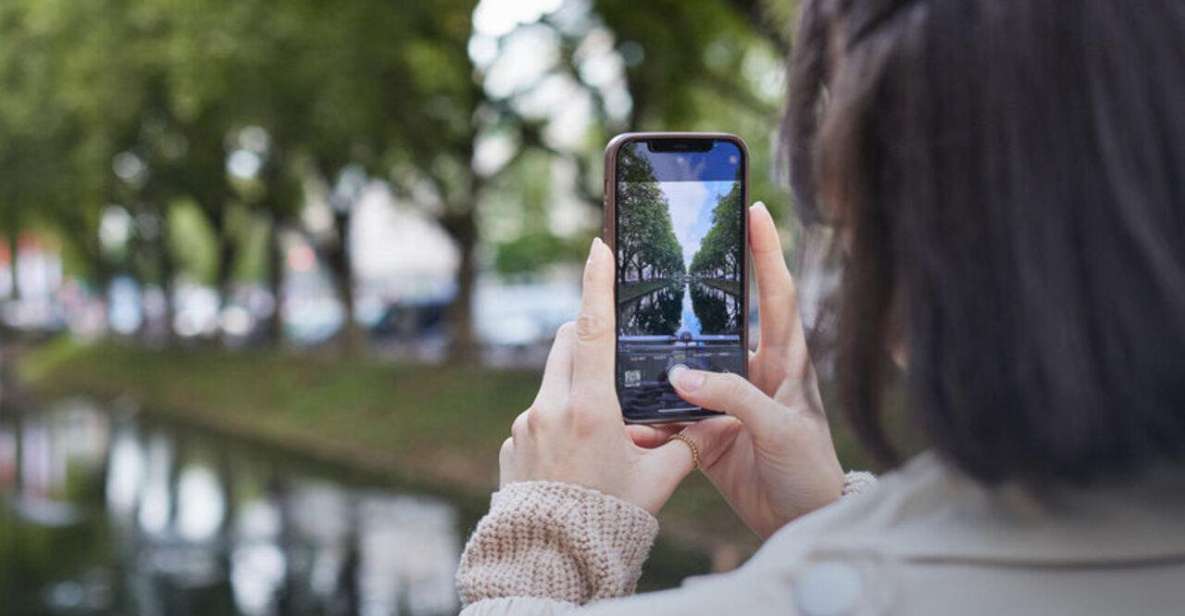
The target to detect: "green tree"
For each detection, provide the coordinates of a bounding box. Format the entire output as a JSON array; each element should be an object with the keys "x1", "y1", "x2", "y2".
[
  {"x1": 615, "y1": 145, "x2": 684, "y2": 283},
  {"x1": 0, "y1": 0, "x2": 125, "y2": 299},
  {"x1": 690, "y1": 181, "x2": 744, "y2": 280},
  {"x1": 582, "y1": 0, "x2": 796, "y2": 220},
  {"x1": 230, "y1": 0, "x2": 485, "y2": 357},
  {"x1": 4, "y1": 0, "x2": 492, "y2": 354}
]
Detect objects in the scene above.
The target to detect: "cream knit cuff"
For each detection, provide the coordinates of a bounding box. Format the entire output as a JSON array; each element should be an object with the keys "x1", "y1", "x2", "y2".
[
  {"x1": 456, "y1": 481, "x2": 659, "y2": 607},
  {"x1": 842, "y1": 470, "x2": 878, "y2": 497}
]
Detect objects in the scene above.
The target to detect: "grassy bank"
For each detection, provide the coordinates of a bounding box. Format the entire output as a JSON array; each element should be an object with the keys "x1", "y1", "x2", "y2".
[
  {"x1": 19, "y1": 338, "x2": 875, "y2": 558},
  {"x1": 618, "y1": 279, "x2": 676, "y2": 303}
]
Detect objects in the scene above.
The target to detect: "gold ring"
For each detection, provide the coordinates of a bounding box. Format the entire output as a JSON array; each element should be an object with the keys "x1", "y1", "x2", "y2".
[{"x1": 670, "y1": 433, "x2": 701, "y2": 470}]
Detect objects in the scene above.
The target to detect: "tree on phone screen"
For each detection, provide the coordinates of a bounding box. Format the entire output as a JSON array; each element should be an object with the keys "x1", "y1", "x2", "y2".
[{"x1": 616, "y1": 145, "x2": 684, "y2": 286}]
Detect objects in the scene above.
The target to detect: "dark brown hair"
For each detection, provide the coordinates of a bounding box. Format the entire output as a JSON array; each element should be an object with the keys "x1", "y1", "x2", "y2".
[{"x1": 785, "y1": 0, "x2": 1185, "y2": 483}]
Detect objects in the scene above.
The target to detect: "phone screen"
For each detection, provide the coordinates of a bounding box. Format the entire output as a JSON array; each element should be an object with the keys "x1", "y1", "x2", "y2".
[{"x1": 613, "y1": 137, "x2": 747, "y2": 421}]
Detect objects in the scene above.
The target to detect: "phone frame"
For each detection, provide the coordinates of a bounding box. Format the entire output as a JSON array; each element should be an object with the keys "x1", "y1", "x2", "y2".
[{"x1": 603, "y1": 132, "x2": 750, "y2": 424}]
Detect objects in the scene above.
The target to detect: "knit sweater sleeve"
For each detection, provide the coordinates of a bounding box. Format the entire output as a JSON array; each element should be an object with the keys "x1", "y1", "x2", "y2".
[
  {"x1": 457, "y1": 481, "x2": 659, "y2": 609},
  {"x1": 456, "y1": 472, "x2": 877, "y2": 614}
]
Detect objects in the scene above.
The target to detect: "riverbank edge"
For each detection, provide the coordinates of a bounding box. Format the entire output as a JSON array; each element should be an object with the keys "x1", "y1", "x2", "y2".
[
  {"x1": 617, "y1": 278, "x2": 678, "y2": 303},
  {"x1": 698, "y1": 278, "x2": 741, "y2": 296},
  {"x1": 15, "y1": 338, "x2": 759, "y2": 573}
]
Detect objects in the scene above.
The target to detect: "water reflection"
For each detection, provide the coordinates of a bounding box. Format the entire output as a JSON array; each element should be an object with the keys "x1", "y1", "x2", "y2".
[
  {"x1": 619, "y1": 281, "x2": 741, "y2": 337},
  {"x1": 0, "y1": 400, "x2": 462, "y2": 615},
  {"x1": 619, "y1": 283, "x2": 683, "y2": 336},
  {"x1": 689, "y1": 283, "x2": 741, "y2": 335}
]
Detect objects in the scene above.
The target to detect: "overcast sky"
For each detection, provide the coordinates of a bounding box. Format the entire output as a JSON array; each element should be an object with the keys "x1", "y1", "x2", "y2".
[{"x1": 661, "y1": 180, "x2": 736, "y2": 264}]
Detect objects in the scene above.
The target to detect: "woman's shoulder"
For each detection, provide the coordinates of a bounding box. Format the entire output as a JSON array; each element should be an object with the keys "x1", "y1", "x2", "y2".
[
  {"x1": 730, "y1": 452, "x2": 1185, "y2": 615},
  {"x1": 580, "y1": 455, "x2": 1185, "y2": 615},
  {"x1": 758, "y1": 451, "x2": 1185, "y2": 563}
]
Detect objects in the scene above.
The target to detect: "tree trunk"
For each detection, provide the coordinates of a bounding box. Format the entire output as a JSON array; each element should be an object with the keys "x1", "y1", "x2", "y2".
[
  {"x1": 444, "y1": 212, "x2": 478, "y2": 364},
  {"x1": 265, "y1": 217, "x2": 286, "y2": 346},
  {"x1": 13, "y1": 412, "x2": 23, "y2": 495},
  {"x1": 206, "y1": 228, "x2": 239, "y2": 346},
  {"x1": 7, "y1": 228, "x2": 19, "y2": 300},
  {"x1": 78, "y1": 230, "x2": 113, "y2": 332},
  {"x1": 329, "y1": 209, "x2": 362, "y2": 355},
  {"x1": 158, "y1": 223, "x2": 177, "y2": 345},
  {"x1": 215, "y1": 231, "x2": 237, "y2": 307},
  {"x1": 200, "y1": 187, "x2": 237, "y2": 333}
]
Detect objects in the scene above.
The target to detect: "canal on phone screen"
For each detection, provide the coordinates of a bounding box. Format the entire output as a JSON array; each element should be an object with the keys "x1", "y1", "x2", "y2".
[
  {"x1": 617, "y1": 278, "x2": 745, "y2": 415},
  {"x1": 0, "y1": 400, "x2": 709, "y2": 615}
]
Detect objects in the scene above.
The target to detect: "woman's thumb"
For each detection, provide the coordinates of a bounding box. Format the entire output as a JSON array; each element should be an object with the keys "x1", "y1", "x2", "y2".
[{"x1": 669, "y1": 366, "x2": 780, "y2": 435}]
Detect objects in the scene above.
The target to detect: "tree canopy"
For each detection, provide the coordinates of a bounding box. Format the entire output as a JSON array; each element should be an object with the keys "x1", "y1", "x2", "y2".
[
  {"x1": 689, "y1": 181, "x2": 743, "y2": 280},
  {"x1": 0, "y1": 0, "x2": 795, "y2": 352},
  {"x1": 615, "y1": 147, "x2": 684, "y2": 283}
]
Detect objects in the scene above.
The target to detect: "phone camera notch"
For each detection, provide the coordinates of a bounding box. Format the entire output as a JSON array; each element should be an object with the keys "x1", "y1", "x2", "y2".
[{"x1": 647, "y1": 139, "x2": 713, "y2": 153}]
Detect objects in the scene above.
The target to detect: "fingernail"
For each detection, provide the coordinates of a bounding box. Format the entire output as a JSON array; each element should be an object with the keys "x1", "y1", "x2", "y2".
[
  {"x1": 751, "y1": 201, "x2": 767, "y2": 213},
  {"x1": 670, "y1": 366, "x2": 705, "y2": 391}
]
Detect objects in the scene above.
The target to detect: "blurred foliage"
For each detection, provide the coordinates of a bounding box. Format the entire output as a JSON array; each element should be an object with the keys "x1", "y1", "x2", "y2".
[
  {"x1": 0, "y1": 0, "x2": 801, "y2": 353},
  {"x1": 166, "y1": 200, "x2": 219, "y2": 285},
  {"x1": 594, "y1": 0, "x2": 797, "y2": 220},
  {"x1": 494, "y1": 231, "x2": 586, "y2": 277}
]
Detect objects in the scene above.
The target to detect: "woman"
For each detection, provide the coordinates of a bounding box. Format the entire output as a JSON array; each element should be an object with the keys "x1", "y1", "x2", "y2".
[{"x1": 457, "y1": 1, "x2": 1185, "y2": 613}]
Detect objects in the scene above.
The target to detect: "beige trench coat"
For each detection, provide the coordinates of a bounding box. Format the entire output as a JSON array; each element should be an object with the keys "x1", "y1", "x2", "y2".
[{"x1": 461, "y1": 453, "x2": 1185, "y2": 615}]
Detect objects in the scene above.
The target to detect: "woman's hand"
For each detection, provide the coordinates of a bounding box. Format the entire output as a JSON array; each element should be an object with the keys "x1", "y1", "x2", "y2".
[
  {"x1": 631, "y1": 203, "x2": 845, "y2": 539},
  {"x1": 498, "y1": 238, "x2": 697, "y2": 514}
]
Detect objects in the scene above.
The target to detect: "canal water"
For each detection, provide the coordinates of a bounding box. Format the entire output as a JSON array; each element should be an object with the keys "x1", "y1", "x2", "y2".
[
  {"x1": 0, "y1": 399, "x2": 709, "y2": 615},
  {"x1": 0, "y1": 400, "x2": 464, "y2": 615}
]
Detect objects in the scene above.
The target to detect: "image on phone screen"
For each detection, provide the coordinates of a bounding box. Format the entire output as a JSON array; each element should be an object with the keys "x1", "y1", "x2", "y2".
[{"x1": 613, "y1": 138, "x2": 747, "y2": 420}]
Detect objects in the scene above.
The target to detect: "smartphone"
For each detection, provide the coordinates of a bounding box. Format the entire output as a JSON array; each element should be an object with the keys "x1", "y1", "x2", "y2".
[{"x1": 603, "y1": 132, "x2": 749, "y2": 423}]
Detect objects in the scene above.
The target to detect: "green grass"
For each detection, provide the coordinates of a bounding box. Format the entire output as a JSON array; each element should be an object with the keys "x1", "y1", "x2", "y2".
[
  {"x1": 618, "y1": 279, "x2": 676, "y2": 303},
  {"x1": 18, "y1": 338, "x2": 880, "y2": 557}
]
